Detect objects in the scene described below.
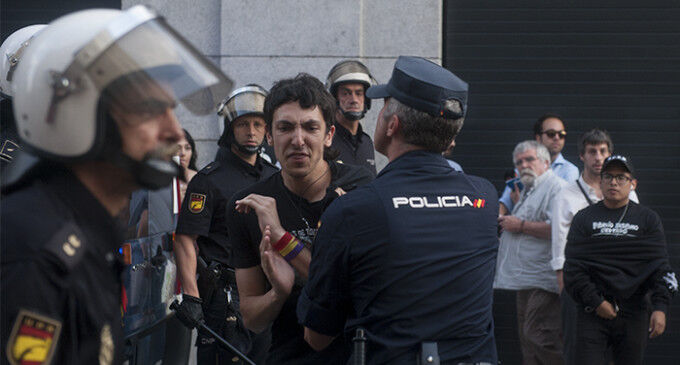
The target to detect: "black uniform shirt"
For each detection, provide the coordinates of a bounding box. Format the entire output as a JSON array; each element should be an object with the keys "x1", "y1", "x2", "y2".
[
  {"x1": 176, "y1": 147, "x2": 278, "y2": 265},
  {"x1": 228, "y1": 161, "x2": 373, "y2": 365},
  {"x1": 331, "y1": 122, "x2": 377, "y2": 176},
  {"x1": 1, "y1": 167, "x2": 124, "y2": 365},
  {"x1": 298, "y1": 151, "x2": 500, "y2": 364}
]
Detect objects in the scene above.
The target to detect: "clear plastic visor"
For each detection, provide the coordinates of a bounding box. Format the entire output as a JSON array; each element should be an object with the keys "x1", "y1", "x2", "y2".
[
  {"x1": 76, "y1": 18, "x2": 232, "y2": 116},
  {"x1": 222, "y1": 92, "x2": 266, "y2": 122}
]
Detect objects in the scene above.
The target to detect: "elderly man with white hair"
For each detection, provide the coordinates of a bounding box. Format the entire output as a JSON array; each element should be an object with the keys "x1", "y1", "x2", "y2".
[{"x1": 494, "y1": 140, "x2": 567, "y2": 365}]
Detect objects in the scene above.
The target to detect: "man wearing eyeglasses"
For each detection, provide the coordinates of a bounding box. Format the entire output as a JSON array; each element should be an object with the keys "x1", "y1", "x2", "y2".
[
  {"x1": 500, "y1": 113, "x2": 579, "y2": 215},
  {"x1": 494, "y1": 140, "x2": 567, "y2": 365},
  {"x1": 550, "y1": 130, "x2": 640, "y2": 363},
  {"x1": 563, "y1": 155, "x2": 677, "y2": 365}
]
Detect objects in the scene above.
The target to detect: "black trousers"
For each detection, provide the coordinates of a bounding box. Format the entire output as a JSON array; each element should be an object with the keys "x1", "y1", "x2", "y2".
[
  {"x1": 564, "y1": 299, "x2": 649, "y2": 365},
  {"x1": 197, "y1": 283, "x2": 271, "y2": 364}
]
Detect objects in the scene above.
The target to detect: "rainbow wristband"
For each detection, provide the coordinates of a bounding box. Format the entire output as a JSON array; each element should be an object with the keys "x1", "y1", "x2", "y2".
[{"x1": 273, "y1": 231, "x2": 304, "y2": 262}]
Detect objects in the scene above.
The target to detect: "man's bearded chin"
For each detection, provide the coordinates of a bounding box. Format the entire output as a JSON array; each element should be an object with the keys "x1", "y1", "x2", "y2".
[{"x1": 519, "y1": 169, "x2": 537, "y2": 188}]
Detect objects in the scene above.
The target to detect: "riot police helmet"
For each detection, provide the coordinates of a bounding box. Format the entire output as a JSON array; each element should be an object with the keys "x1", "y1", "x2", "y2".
[
  {"x1": 0, "y1": 24, "x2": 47, "y2": 98},
  {"x1": 216, "y1": 84, "x2": 267, "y2": 153},
  {"x1": 325, "y1": 60, "x2": 376, "y2": 121},
  {"x1": 10, "y1": 6, "x2": 233, "y2": 189}
]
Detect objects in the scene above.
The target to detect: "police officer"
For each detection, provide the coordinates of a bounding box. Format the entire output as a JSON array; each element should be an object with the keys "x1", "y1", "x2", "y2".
[
  {"x1": 0, "y1": 24, "x2": 46, "y2": 175},
  {"x1": 297, "y1": 56, "x2": 500, "y2": 364},
  {"x1": 326, "y1": 60, "x2": 378, "y2": 175},
  {"x1": 1, "y1": 6, "x2": 232, "y2": 365},
  {"x1": 173, "y1": 85, "x2": 278, "y2": 364}
]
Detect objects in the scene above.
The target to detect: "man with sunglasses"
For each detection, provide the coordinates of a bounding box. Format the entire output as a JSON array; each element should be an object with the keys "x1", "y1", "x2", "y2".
[
  {"x1": 563, "y1": 155, "x2": 677, "y2": 365},
  {"x1": 500, "y1": 113, "x2": 579, "y2": 215}
]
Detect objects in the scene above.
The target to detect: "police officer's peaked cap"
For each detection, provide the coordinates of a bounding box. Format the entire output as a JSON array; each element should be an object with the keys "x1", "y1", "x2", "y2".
[{"x1": 366, "y1": 56, "x2": 468, "y2": 119}]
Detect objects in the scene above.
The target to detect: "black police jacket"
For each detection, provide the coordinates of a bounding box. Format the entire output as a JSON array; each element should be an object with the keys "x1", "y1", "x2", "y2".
[
  {"x1": 1, "y1": 166, "x2": 124, "y2": 365},
  {"x1": 331, "y1": 122, "x2": 376, "y2": 176},
  {"x1": 299, "y1": 151, "x2": 500, "y2": 364},
  {"x1": 175, "y1": 147, "x2": 278, "y2": 265}
]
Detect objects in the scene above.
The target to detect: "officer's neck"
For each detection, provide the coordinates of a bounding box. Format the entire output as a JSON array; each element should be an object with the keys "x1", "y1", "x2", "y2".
[
  {"x1": 384, "y1": 140, "x2": 425, "y2": 162},
  {"x1": 71, "y1": 161, "x2": 135, "y2": 216},
  {"x1": 336, "y1": 113, "x2": 359, "y2": 135},
  {"x1": 231, "y1": 144, "x2": 257, "y2": 165},
  {"x1": 282, "y1": 159, "x2": 331, "y2": 202}
]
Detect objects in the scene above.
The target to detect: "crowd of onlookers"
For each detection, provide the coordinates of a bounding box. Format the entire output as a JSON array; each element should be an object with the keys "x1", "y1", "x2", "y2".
[{"x1": 490, "y1": 114, "x2": 676, "y2": 364}]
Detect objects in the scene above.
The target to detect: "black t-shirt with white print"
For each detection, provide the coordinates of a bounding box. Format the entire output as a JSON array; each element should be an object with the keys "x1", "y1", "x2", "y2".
[{"x1": 227, "y1": 161, "x2": 373, "y2": 365}]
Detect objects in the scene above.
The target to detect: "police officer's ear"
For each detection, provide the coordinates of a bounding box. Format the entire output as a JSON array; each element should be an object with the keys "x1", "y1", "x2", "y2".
[
  {"x1": 385, "y1": 113, "x2": 400, "y2": 138},
  {"x1": 630, "y1": 178, "x2": 637, "y2": 191}
]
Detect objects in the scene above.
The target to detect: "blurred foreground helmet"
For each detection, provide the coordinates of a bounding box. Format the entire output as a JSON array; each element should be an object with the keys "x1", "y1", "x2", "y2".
[
  {"x1": 325, "y1": 60, "x2": 376, "y2": 120},
  {"x1": 216, "y1": 84, "x2": 267, "y2": 152},
  {"x1": 9, "y1": 6, "x2": 232, "y2": 189},
  {"x1": 0, "y1": 24, "x2": 47, "y2": 98},
  {"x1": 12, "y1": 5, "x2": 232, "y2": 162}
]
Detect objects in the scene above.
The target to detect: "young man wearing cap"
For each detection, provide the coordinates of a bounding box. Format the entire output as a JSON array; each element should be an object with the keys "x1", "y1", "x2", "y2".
[
  {"x1": 550, "y1": 130, "x2": 639, "y2": 363},
  {"x1": 226, "y1": 74, "x2": 373, "y2": 364},
  {"x1": 297, "y1": 56, "x2": 499, "y2": 364},
  {"x1": 173, "y1": 85, "x2": 278, "y2": 364},
  {"x1": 563, "y1": 155, "x2": 677, "y2": 365},
  {"x1": 326, "y1": 60, "x2": 377, "y2": 175}
]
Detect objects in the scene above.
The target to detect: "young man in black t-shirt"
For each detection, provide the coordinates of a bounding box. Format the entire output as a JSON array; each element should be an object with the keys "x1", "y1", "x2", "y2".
[
  {"x1": 226, "y1": 74, "x2": 373, "y2": 365},
  {"x1": 564, "y1": 155, "x2": 677, "y2": 365}
]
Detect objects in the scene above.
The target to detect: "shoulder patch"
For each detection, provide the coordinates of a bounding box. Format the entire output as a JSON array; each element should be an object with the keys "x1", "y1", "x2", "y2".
[
  {"x1": 0, "y1": 139, "x2": 20, "y2": 162},
  {"x1": 199, "y1": 161, "x2": 220, "y2": 175},
  {"x1": 6, "y1": 309, "x2": 62, "y2": 365},
  {"x1": 42, "y1": 223, "x2": 86, "y2": 272},
  {"x1": 189, "y1": 193, "x2": 206, "y2": 213}
]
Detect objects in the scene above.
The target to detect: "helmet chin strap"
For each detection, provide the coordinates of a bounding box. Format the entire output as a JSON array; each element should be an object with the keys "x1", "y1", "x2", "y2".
[
  {"x1": 234, "y1": 142, "x2": 261, "y2": 155},
  {"x1": 108, "y1": 150, "x2": 180, "y2": 190},
  {"x1": 99, "y1": 110, "x2": 180, "y2": 190},
  {"x1": 227, "y1": 130, "x2": 263, "y2": 156},
  {"x1": 341, "y1": 110, "x2": 365, "y2": 121},
  {"x1": 337, "y1": 101, "x2": 366, "y2": 122}
]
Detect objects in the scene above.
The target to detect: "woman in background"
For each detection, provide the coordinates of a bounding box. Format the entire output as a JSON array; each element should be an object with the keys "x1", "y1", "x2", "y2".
[{"x1": 177, "y1": 128, "x2": 198, "y2": 202}]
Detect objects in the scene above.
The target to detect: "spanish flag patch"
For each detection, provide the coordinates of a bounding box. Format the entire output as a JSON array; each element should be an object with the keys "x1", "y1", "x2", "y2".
[
  {"x1": 473, "y1": 198, "x2": 486, "y2": 208},
  {"x1": 6, "y1": 310, "x2": 62, "y2": 365},
  {"x1": 189, "y1": 193, "x2": 206, "y2": 213}
]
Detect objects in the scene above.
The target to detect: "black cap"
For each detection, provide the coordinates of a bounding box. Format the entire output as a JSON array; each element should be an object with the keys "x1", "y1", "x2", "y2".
[
  {"x1": 602, "y1": 155, "x2": 634, "y2": 176},
  {"x1": 366, "y1": 56, "x2": 468, "y2": 119}
]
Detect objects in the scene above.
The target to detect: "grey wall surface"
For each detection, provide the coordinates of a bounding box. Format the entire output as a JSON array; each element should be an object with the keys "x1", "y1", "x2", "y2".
[{"x1": 124, "y1": 0, "x2": 442, "y2": 170}]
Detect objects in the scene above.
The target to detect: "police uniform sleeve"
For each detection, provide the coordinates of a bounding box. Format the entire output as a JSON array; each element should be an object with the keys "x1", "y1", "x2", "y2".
[
  {"x1": 2, "y1": 258, "x2": 67, "y2": 365},
  {"x1": 297, "y1": 198, "x2": 351, "y2": 336},
  {"x1": 226, "y1": 193, "x2": 261, "y2": 268},
  {"x1": 175, "y1": 173, "x2": 215, "y2": 237}
]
